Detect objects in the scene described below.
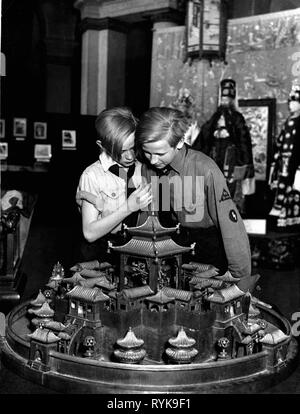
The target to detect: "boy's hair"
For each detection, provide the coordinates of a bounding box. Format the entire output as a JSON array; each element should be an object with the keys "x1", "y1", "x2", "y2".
[
  {"x1": 135, "y1": 107, "x2": 190, "y2": 149},
  {"x1": 95, "y1": 107, "x2": 138, "y2": 162}
]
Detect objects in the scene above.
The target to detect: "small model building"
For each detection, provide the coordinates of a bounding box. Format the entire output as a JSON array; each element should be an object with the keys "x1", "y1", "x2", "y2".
[
  {"x1": 0, "y1": 211, "x2": 295, "y2": 394},
  {"x1": 22, "y1": 212, "x2": 290, "y2": 371}
]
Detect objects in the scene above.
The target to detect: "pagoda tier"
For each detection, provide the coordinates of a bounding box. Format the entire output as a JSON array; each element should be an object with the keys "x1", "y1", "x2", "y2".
[
  {"x1": 111, "y1": 212, "x2": 192, "y2": 292},
  {"x1": 112, "y1": 237, "x2": 191, "y2": 258},
  {"x1": 66, "y1": 286, "x2": 109, "y2": 303},
  {"x1": 124, "y1": 210, "x2": 178, "y2": 238},
  {"x1": 28, "y1": 327, "x2": 60, "y2": 344}
]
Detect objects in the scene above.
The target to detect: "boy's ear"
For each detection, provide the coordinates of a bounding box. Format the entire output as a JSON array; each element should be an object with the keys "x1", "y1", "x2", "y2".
[
  {"x1": 96, "y1": 140, "x2": 102, "y2": 149},
  {"x1": 176, "y1": 138, "x2": 185, "y2": 150}
]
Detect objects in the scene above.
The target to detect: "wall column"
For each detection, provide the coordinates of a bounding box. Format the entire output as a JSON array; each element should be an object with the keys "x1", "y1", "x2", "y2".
[
  {"x1": 79, "y1": 18, "x2": 128, "y2": 115},
  {"x1": 149, "y1": 11, "x2": 184, "y2": 106}
]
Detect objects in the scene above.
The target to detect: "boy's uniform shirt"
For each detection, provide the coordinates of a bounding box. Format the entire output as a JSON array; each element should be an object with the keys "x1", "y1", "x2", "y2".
[
  {"x1": 76, "y1": 151, "x2": 142, "y2": 233},
  {"x1": 139, "y1": 145, "x2": 251, "y2": 280}
]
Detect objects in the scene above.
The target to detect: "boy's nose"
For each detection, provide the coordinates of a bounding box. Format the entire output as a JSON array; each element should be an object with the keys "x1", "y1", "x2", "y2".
[
  {"x1": 150, "y1": 154, "x2": 158, "y2": 164},
  {"x1": 125, "y1": 149, "x2": 135, "y2": 160}
]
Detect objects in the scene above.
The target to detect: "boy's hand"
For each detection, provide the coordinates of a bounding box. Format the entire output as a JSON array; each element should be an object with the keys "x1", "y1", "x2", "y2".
[{"x1": 127, "y1": 183, "x2": 152, "y2": 212}]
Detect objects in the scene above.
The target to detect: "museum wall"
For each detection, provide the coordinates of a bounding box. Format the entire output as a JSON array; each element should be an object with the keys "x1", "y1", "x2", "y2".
[
  {"x1": 149, "y1": 7, "x2": 300, "y2": 219},
  {"x1": 150, "y1": 7, "x2": 300, "y2": 134}
]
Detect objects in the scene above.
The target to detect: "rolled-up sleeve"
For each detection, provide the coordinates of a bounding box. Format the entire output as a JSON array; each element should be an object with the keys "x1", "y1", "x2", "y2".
[
  {"x1": 76, "y1": 170, "x2": 103, "y2": 211},
  {"x1": 206, "y1": 167, "x2": 252, "y2": 279}
]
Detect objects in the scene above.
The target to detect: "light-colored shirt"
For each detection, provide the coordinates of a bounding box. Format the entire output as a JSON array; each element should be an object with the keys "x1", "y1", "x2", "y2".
[{"x1": 76, "y1": 151, "x2": 142, "y2": 233}]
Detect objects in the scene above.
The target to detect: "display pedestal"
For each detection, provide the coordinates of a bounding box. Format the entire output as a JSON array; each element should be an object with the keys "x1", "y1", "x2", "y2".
[
  {"x1": 0, "y1": 192, "x2": 36, "y2": 313},
  {"x1": 0, "y1": 271, "x2": 27, "y2": 314},
  {"x1": 249, "y1": 231, "x2": 300, "y2": 270}
]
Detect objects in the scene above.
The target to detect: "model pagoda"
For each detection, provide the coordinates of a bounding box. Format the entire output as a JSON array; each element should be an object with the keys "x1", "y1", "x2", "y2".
[
  {"x1": 20, "y1": 211, "x2": 291, "y2": 370},
  {"x1": 111, "y1": 210, "x2": 192, "y2": 291}
]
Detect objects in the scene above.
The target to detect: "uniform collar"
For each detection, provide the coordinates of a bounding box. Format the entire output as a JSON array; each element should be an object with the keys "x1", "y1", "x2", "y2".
[
  {"x1": 169, "y1": 144, "x2": 188, "y2": 174},
  {"x1": 99, "y1": 151, "x2": 139, "y2": 174},
  {"x1": 99, "y1": 151, "x2": 120, "y2": 172}
]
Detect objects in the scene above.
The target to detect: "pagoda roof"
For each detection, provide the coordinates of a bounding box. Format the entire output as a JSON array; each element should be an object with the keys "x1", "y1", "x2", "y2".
[
  {"x1": 112, "y1": 237, "x2": 191, "y2": 258},
  {"x1": 117, "y1": 328, "x2": 144, "y2": 348},
  {"x1": 46, "y1": 280, "x2": 59, "y2": 290},
  {"x1": 42, "y1": 321, "x2": 66, "y2": 331},
  {"x1": 94, "y1": 276, "x2": 116, "y2": 291},
  {"x1": 58, "y1": 332, "x2": 71, "y2": 341},
  {"x1": 67, "y1": 286, "x2": 109, "y2": 302},
  {"x1": 63, "y1": 272, "x2": 85, "y2": 285},
  {"x1": 145, "y1": 290, "x2": 175, "y2": 304},
  {"x1": 207, "y1": 284, "x2": 244, "y2": 304},
  {"x1": 168, "y1": 328, "x2": 196, "y2": 348},
  {"x1": 30, "y1": 290, "x2": 47, "y2": 307},
  {"x1": 70, "y1": 259, "x2": 100, "y2": 272},
  {"x1": 28, "y1": 327, "x2": 60, "y2": 343},
  {"x1": 215, "y1": 271, "x2": 241, "y2": 282},
  {"x1": 31, "y1": 302, "x2": 54, "y2": 317},
  {"x1": 182, "y1": 262, "x2": 211, "y2": 272},
  {"x1": 70, "y1": 260, "x2": 112, "y2": 272},
  {"x1": 161, "y1": 287, "x2": 192, "y2": 302},
  {"x1": 260, "y1": 330, "x2": 289, "y2": 345},
  {"x1": 78, "y1": 277, "x2": 108, "y2": 288},
  {"x1": 190, "y1": 277, "x2": 224, "y2": 289},
  {"x1": 121, "y1": 285, "x2": 154, "y2": 300},
  {"x1": 79, "y1": 269, "x2": 107, "y2": 278},
  {"x1": 126, "y1": 212, "x2": 177, "y2": 238}
]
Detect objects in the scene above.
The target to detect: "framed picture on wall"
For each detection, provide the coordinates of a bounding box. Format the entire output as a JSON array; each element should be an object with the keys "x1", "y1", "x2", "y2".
[
  {"x1": 0, "y1": 142, "x2": 8, "y2": 160},
  {"x1": 34, "y1": 122, "x2": 47, "y2": 139},
  {"x1": 13, "y1": 117, "x2": 27, "y2": 138},
  {"x1": 238, "y1": 98, "x2": 276, "y2": 181},
  {"x1": 34, "y1": 144, "x2": 52, "y2": 162},
  {"x1": 62, "y1": 130, "x2": 76, "y2": 150},
  {"x1": 0, "y1": 119, "x2": 5, "y2": 138}
]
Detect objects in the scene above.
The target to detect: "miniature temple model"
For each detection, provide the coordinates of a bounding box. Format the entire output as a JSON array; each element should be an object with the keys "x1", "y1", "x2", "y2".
[{"x1": 0, "y1": 213, "x2": 297, "y2": 393}]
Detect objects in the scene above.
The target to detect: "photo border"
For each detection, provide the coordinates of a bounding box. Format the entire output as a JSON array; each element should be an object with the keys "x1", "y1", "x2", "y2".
[
  {"x1": 238, "y1": 98, "x2": 276, "y2": 182},
  {"x1": 34, "y1": 122, "x2": 47, "y2": 140},
  {"x1": 0, "y1": 119, "x2": 5, "y2": 138},
  {"x1": 0, "y1": 142, "x2": 8, "y2": 159},
  {"x1": 34, "y1": 143, "x2": 52, "y2": 161},
  {"x1": 13, "y1": 117, "x2": 27, "y2": 138},
  {"x1": 62, "y1": 130, "x2": 76, "y2": 150}
]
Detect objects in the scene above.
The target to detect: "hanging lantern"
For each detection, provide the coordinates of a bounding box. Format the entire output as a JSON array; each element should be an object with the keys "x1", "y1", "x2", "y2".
[{"x1": 186, "y1": 0, "x2": 228, "y2": 61}]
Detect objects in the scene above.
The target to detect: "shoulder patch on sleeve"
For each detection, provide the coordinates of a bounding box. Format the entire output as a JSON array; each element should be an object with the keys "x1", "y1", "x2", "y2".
[
  {"x1": 219, "y1": 188, "x2": 232, "y2": 202},
  {"x1": 229, "y1": 209, "x2": 238, "y2": 222}
]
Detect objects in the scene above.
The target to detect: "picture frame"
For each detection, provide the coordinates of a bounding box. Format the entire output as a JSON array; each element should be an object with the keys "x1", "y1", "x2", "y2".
[
  {"x1": 0, "y1": 119, "x2": 5, "y2": 138},
  {"x1": 62, "y1": 130, "x2": 76, "y2": 149},
  {"x1": 0, "y1": 142, "x2": 8, "y2": 160},
  {"x1": 34, "y1": 144, "x2": 52, "y2": 162},
  {"x1": 13, "y1": 117, "x2": 27, "y2": 138},
  {"x1": 34, "y1": 122, "x2": 47, "y2": 140},
  {"x1": 238, "y1": 98, "x2": 276, "y2": 182}
]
